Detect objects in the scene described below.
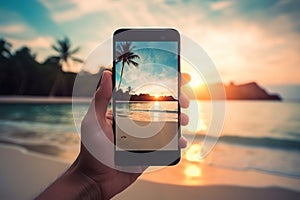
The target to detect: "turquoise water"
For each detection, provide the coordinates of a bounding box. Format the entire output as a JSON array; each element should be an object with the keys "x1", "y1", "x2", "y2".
[
  {"x1": 0, "y1": 104, "x2": 80, "y2": 149},
  {"x1": 0, "y1": 101, "x2": 300, "y2": 178}
]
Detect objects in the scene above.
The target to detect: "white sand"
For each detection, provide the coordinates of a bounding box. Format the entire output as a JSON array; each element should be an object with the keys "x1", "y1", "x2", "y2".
[
  {"x1": 0, "y1": 145, "x2": 69, "y2": 199},
  {"x1": 0, "y1": 144, "x2": 300, "y2": 200}
]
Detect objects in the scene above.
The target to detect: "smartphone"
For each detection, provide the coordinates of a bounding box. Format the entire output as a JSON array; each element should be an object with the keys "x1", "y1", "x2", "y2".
[{"x1": 112, "y1": 28, "x2": 180, "y2": 166}]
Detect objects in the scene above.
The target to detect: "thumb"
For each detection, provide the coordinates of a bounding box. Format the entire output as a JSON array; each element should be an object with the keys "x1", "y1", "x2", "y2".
[{"x1": 94, "y1": 70, "x2": 112, "y2": 119}]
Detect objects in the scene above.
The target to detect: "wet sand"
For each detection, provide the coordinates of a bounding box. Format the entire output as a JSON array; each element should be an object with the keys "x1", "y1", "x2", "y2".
[
  {"x1": 116, "y1": 116, "x2": 178, "y2": 150},
  {"x1": 1, "y1": 144, "x2": 299, "y2": 200}
]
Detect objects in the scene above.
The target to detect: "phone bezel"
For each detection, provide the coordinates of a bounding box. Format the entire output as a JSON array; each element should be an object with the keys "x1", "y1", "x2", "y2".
[{"x1": 112, "y1": 28, "x2": 181, "y2": 166}]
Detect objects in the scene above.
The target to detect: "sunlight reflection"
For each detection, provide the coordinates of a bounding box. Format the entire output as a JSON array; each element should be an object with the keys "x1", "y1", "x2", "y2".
[
  {"x1": 153, "y1": 101, "x2": 159, "y2": 121},
  {"x1": 184, "y1": 144, "x2": 203, "y2": 179},
  {"x1": 184, "y1": 164, "x2": 202, "y2": 178},
  {"x1": 185, "y1": 144, "x2": 203, "y2": 162},
  {"x1": 183, "y1": 101, "x2": 208, "y2": 133}
]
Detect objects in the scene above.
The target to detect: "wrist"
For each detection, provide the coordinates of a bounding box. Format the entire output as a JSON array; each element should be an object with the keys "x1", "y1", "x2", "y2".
[
  {"x1": 36, "y1": 164, "x2": 102, "y2": 200},
  {"x1": 70, "y1": 166, "x2": 102, "y2": 200}
]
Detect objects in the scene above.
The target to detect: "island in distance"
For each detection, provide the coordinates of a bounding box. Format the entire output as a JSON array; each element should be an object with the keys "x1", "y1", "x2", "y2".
[
  {"x1": 112, "y1": 81, "x2": 281, "y2": 101},
  {"x1": 4, "y1": 66, "x2": 280, "y2": 101},
  {"x1": 113, "y1": 89, "x2": 176, "y2": 101},
  {"x1": 182, "y1": 81, "x2": 282, "y2": 101}
]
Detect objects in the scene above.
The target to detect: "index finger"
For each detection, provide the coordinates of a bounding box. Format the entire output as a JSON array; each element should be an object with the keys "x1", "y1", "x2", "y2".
[{"x1": 181, "y1": 73, "x2": 191, "y2": 86}]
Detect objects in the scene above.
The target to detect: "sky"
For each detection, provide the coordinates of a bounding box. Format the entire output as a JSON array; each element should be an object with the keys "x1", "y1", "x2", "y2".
[
  {"x1": 115, "y1": 41, "x2": 178, "y2": 98},
  {"x1": 0, "y1": 0, "x2": 299, "y2": 91}
]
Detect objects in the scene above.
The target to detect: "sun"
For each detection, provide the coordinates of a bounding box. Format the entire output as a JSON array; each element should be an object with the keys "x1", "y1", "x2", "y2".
[
  {"x1": 181, "y1": 60, "x2": 204, "y2": 88},
  {"x1": 188, "y1": 70, "x2": 204, "y2": 88},
  {"x1": 154, "y1": 94, "x2": 160, "y2": 99}
]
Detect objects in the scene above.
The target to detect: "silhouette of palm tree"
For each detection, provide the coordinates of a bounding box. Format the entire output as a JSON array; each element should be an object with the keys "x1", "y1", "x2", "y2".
[
  {"x1": 116, "y1": 42, "x2": 140, "y2": 89},
  {"x1": 49, "y1": 37, "x2": 82, "y2": 96},
  {"x1": 13, "y1": 47, "x2": 38, "y2": 94},
  {"x1": 51, "y1": 37, "x2": 83, "y2": 71},
  {"x1": 0, "y1": 38, "x2": 12, "y2": 60},
  {"x1": 0, "y1": 39, "x2": 12, "y2": 94}
]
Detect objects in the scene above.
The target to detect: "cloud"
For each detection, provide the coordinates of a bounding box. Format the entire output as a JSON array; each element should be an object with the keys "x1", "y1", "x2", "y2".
[
  {"x1": 10, "y1": 36, "x2": 54, "y2": 49},
  {"x1": 0, "y1": 24, "x2": 28, "y2": 34},
  {"x1": 38, "y1": 0, "x2": 106, "y2": 22},
  {"x1": 195, "y1": 16, "x2": 300, "y2": 85},
  {"x1": 210, "y1": 1, "x2": 232, "y2": 11},
  {"x1": 8, "y1": 36, "x2": 55, "y2": 62},
  {"x1": 38, "y1": 0, "x2": 74, "y2": 10},
  {"x1": 120, "y1": 62, "x2": 178, "y2": 98},
  {"x1": 38, "y1": 0, "x2": 204, "y2": 25},
  {"x1": 0, "y1": 22, "x2": 37, "y2": 38},
  {"x1": 18, "y1": 0, "x2": 300, "y2": 83}
]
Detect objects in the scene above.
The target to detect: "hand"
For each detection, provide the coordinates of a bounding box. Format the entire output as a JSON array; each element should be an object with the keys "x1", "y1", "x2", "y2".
[{"x1": 37, "y1": 70, "x2": 190, "y2": 200}]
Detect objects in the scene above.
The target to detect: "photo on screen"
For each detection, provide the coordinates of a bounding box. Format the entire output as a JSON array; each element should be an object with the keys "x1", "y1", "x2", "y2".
[{"x1": 114, "y1": 41, "x2": 179, "y2": 151}]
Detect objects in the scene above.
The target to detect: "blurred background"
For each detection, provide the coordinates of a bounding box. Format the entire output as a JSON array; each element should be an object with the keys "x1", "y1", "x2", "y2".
[{"x1": 0, "y1": 0, "x2": 300, "y2": 199}]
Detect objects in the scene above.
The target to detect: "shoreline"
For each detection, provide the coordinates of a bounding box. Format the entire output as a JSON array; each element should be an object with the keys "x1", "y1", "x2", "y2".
[
  {"x1": 2, "y1": 95, "x2": 300, "y2": 103},
  {"x1": 1, "y1": 143, "x2": 299, "y2": 200},
  {"x1": 0, "y1": 96, "x2": 90, "y2": 104}
]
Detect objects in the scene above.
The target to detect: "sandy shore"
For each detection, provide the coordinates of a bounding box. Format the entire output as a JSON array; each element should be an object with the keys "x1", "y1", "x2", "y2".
[
  {"x1": 1, "y1": 144, "x2": 300, "y2": 200},
  {"x1": 114, "y1": 180, "x2": 300, "y2": 200},
  {"x1": 0, "y1": 145, "x2": 69, "y2": 199},
  {"x1": 116, "y1": 116, "x2": 178, "y2": 150}
]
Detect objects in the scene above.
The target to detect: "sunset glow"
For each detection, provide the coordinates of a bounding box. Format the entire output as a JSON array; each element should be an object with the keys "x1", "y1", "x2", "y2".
[
  {"x1": 184, "y1": 164, "x2": 202, "y2": 178},
  {"x1": 188, "y1": 70, "x2": 204, "y2": 88},
  {"x1": 185, "y1": 144, "x2": 203, "y2": 162},
  {"x1": 1, "y1": 1, "x2": 299, "y2": 86},
  {"x1": 181, "y1": 60, "x2": 205, "y2": 92},
  {"x1": 1, "y1": 1, "x2": 300, "y2": 197}
]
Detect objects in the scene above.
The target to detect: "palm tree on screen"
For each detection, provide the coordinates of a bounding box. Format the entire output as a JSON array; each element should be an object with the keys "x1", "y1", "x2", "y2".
[{"x1": 116, "y1": 42, "x2": 140, "y2": 89}]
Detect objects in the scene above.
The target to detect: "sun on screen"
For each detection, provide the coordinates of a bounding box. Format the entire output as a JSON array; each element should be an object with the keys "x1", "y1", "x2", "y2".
[{"x1": 154, "y1": 94, "x2": 160, "y2": 99}]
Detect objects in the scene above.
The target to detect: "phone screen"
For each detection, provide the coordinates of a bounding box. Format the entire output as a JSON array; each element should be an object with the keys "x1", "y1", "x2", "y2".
[{"x1": 113, "y1": 29, "x2": 180, "y2": 165}]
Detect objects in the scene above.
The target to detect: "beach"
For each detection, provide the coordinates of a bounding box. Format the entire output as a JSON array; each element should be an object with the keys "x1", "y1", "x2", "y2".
[
  {"x1": 0, "y1": 144, "x2": 299, "y2": 200},
  {"x1": 116, "y1": 116, "x2": 178, "y2": 150},
  {"x1": 1, "y1": 100, "x2": 300, "y2": 199}
]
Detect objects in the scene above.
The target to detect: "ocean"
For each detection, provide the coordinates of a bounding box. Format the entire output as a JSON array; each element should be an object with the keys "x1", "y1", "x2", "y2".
[
  {"x1": 0, "y1": 100, "x2": 299, "y2": 179},
  {"x1": 115, "y1": 101, "x2": 178, "y2": 122}
]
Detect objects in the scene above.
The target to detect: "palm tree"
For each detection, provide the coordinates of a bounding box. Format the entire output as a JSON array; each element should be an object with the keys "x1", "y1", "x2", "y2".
[
  {"x1": 0, "y1": 39, "x2": 12, "y2": 94},
  {"x1": 49, "y1": 37, "x2": 83, "y2": 96},
  {"x1": 116, "y1": 42, "x2": 140, "y2": 89},
  {"x1": 0, "y1": 38, "x2": 12, "y2": 60},
  {"x1": 51, "y1": 37, "x2": 83, "y2": 71}
]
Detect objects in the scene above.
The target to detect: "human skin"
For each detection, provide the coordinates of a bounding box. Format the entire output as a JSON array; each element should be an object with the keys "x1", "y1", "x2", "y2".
[{"x1": 36, "y1": 71, "x2": 190, "y2": 200}]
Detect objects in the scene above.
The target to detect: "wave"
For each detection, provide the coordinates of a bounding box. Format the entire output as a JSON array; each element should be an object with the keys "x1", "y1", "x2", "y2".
[
  {"x1": 208, "y1": 162, "x2": 300, "y2": 178},
  {"x1": 184, "y1": 134, "x2": 300, "y2": 151},
  {"x1": 130, "y1": 109, "x2": 178, "y2": 113}
]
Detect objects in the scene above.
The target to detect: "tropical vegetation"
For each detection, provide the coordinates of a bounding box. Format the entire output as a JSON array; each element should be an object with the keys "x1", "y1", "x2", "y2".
[{"x1": 0, "y1": 37, "x2": 98, "y2": 96}]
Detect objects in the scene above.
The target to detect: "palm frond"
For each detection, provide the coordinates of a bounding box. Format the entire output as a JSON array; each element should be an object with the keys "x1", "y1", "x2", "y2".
[
  {"x1": 50, "y1": 37, "x2": 82, "y2": 71},
  {"x1": 70, "y1": 47, "x2": 80, "y2": 55},
  {"x1": 127, "y1": 53, "x2": 140, "y2": 60},
  {"x1": 51, "y1": 44, "x2": 61, "y2": 53},
  {"x1": 115, "y1": 41, "x2": 140, "y2": 89},
  {"x1": 71, "y1": 56, "x2": 83, "y2": 63},
  {"x1": 128, "y1": 60, "x2": 139, "y2": 67}
]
